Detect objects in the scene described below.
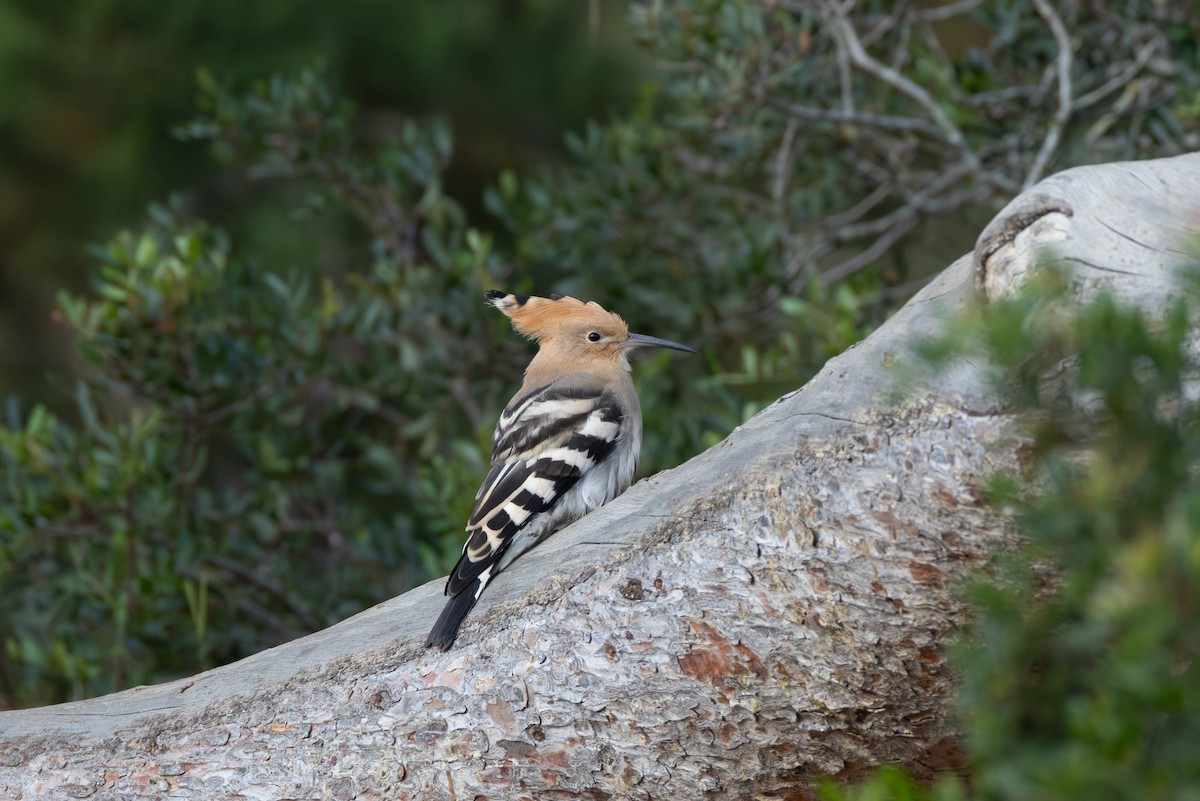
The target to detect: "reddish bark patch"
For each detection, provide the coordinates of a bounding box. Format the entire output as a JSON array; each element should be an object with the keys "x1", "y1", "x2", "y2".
[
  {"x1": 735, "y1": 642, "x2": 769, "y2": 679},
  {"x1": 716, "y1": 721, "x2": 740, "y2": 746},
  {"x1": 487, "y1": 699, "x2": 516, "y2": 730},
  {"x1": 872, "y1": 508, "x2": 920, "y2": 537},
  {"x1": 678, "y1": 621, "x2": 770, "y2": 686},
  {"x1": 497, "y1": 739, "x2": 537, "y2": 759},
  {"x1": 908, "y1": 561, "x2": 947, "y2": 585}
]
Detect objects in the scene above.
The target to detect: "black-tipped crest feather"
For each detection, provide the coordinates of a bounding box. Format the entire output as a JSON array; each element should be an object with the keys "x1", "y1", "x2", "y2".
[{"x1": 485, "y1": 289, "x2": 629, "y2": 342}]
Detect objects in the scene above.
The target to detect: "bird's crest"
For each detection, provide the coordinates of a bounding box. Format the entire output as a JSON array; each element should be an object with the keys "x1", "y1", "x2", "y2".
[{"x1": 486, "y1": 289, "x2": 628, "y2": 342}]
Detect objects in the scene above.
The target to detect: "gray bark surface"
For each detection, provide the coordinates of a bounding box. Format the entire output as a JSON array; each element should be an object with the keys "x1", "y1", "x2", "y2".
[{"x1": 2, "y1": 153, "x2": 1198, "y2": 801}]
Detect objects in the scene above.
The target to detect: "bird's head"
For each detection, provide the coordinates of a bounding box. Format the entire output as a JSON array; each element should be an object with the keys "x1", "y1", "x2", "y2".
[{"x1": 486, "y1": 290, "x2": 696, "y2": 369}]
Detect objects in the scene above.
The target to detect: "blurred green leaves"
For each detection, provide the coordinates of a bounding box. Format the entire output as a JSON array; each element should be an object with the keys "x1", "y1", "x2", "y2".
[
  {"x1": 0, "y1": 87, "x2": 516, "y2": 702},
  {"x1": 828, "y1": 255, "x2": 1200, "y2": 800},
  {"x1": 0, "y1": 0, "x2": 646, "y2": 407},
  {"x1": 952, "y1": 272, "x2": 1200, "y2": 801}
]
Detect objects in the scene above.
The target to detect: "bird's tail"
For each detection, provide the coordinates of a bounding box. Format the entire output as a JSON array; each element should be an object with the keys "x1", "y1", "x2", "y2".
[{"x1": 426, "y1": 585, "x2": 480, "y2": 650}]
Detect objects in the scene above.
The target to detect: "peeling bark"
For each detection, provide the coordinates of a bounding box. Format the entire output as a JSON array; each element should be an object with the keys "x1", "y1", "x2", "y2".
[{"x1": 2, "y1": 153, "x2": 1199, "y2": 801}]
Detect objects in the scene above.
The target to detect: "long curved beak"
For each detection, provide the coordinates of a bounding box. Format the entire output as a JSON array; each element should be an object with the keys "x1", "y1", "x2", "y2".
[{"x1": 619, "y1": 332, "x2": 698, "y2": 354}]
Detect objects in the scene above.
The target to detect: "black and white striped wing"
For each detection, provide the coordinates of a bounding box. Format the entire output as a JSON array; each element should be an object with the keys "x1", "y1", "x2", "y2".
[{"x1": 443, "y1": 378, "x2": 624, "y2": 599}]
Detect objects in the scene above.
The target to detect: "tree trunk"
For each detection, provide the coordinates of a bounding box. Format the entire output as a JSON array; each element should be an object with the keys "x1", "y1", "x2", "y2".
[{"x1": 2, "y1": 153, "x2": 1198, "y2": 801}]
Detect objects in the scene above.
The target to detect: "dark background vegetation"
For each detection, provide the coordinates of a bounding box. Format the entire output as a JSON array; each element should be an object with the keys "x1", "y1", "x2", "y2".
[
  {"x1": 0, "y1": 0, "x2": 646, "y2": 407},
  {"x1": 2, "y1": 1, "x2": 1199, "y2": 796}
]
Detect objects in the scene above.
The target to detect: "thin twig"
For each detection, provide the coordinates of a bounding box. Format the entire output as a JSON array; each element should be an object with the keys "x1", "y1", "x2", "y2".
[
  {"x1": 827, "y1": 3, "x2": 980, "y2": 179},
  {"x1": 822, "y1": 182, "x2": 894, "y2": 230},
  {"x1": 197, "y1": 382, "x2": 276, "y2": 425},
  {"x1": 911, "y1": 0, "x2": 987, "y2": 23},
  {"x1": 963, "y1": 85, "x2": 1038, "y2": 109},
  {"x1": 769, "y1": 99, "x2": 944, "y2": 137},
  {"x1": 1073, "y1": 38, "x2": 1157, "y2": 111},
  {"x1": 860, "y1": 0, "x2": 907, "y2": 49},
  {"x1": 801, "y1": 158, "x2": 986, "y2": 289},
  {"x1": 202, "y1": 554, "x2": 321, "y2": 630},
  {"x1": 819, "y1": 214, "x2": 920, "y2": 287},
  {"x1": 703, "y1": 183, "x2": 775, "y2": 211},
  {"x1": 1024, "y1": 0, "x2": 1074, "y2": 189},
  {"x1": 830, "y1": 161, "x2": 974, "y2": 243},
  {"x1": 772, "y1": 119, "x2": 799, "y2": 205},
  {"x1": 835, "y1": 16, "x2": 855, "y2": 115},
  {"x1": 772, "y1": 118, "x2": 801, "y2": 254}
]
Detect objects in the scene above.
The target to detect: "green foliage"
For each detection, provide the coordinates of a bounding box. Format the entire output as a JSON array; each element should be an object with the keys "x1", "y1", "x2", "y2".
[
  {"x1": 0, "y1": 194, "x2": 499, "y2": 703},
  {"x1": 0, "y1": 0, "x2": 644, "y2": 406},
  {"x1": 818, "y1": 765, "x2": 965, "y2": 801},
  {"x1": 955, "y1": 274, "x2": 1200, "y2": 800},
  {"x1": 826, "y1": 259, "x2": 1200, "y2": 800},
  {"x1": 0, "y1": 73, "x2": 520, "y2": 702}
]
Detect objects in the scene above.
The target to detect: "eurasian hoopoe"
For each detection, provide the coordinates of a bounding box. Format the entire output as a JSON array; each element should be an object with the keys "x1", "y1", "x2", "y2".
[{"x1": 426, "y1": 290, "x2": 696, "y2": 649}]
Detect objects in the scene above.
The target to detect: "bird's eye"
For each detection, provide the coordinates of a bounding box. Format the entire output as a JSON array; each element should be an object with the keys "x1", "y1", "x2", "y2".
[{"x1": 587, "y1": 332, "x2": 603, "y2": 342}]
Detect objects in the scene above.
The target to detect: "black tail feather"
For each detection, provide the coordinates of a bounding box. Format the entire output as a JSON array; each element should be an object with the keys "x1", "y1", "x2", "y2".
[{"x1": 426, "y1": 585, "x2": 480, "y2": 650}]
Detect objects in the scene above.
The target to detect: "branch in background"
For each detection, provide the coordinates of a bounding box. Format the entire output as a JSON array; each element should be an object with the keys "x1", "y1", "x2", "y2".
[
  {"x1": 1024, "y1": 0, "x2": 1075, "y2": 189},
  {"x1": 729, "y1": 1, "x2": 1194, "y2": 291}
]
